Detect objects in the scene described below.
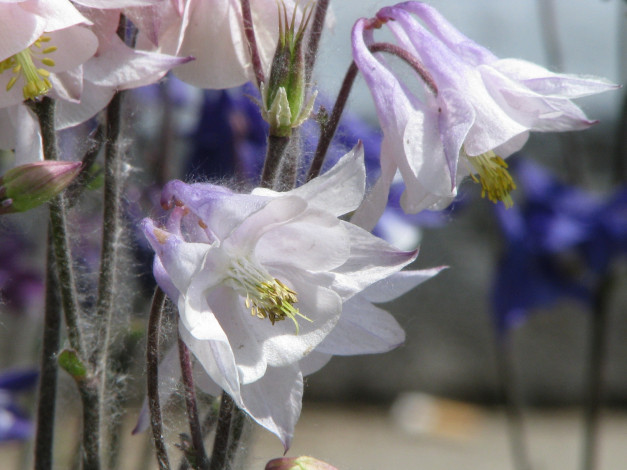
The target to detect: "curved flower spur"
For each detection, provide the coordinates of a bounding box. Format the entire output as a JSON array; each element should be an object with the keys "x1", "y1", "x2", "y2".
[
  {"x1": 140, "y1": 144, "x2": 444, "y2": 447},
  {"x1": 351, "y1": 1, "x2": 618, "y2": 230}
]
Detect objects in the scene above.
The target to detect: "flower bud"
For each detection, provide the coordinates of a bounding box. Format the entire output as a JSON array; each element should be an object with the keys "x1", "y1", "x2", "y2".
[
  {"x1": 0, "y1": 161, "x2": 82, "y2": 214},
  {"x1": 261, "y1": 3, "x2": 317, "y2": 137},
  {"x1": 265, "y1": 456, "x2": 338, "y2": 470}
]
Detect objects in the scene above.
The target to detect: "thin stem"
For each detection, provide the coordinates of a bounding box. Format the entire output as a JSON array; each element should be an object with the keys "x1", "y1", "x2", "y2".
[
  {"x1": 260, "y1": 135, "x2": 290, "y2": 188},
  {"x1": 306, "y1": 41, "x2": 437, "y2": 181},
  {"x1": 178, "y1": 332, "x2": 209, "y2": 470},
  {"x1": 65, "y1": 123, "x2": 106, "y2": 205},
  {"x1": 224, "y1": 408, "x2": 246, "y2": 468},
  {"x1": 34, "y1": 97, "x2": 100, "y2": 470},
  {"x1": 495, "y1": 338, "x2": 533, "y2": 470},
  {"x1": 240, "y1": 0, "x2": 265, "y2": 88},
  {"x1": 92, "y1": 89, "x2": 126, "y2": 463},
  {"x1": 304, "y1": 0, "x2": 330, "y2": 84},
  {"x1": 147, "y1": 287, "x2": 171, "y2": 470},
  {"x1": 580, "y1": 274, "x2": 614, "y2": 470},
  {"x1": 33, "y1": 229, "x2": 61, "y2": 470},
  {"x1": 306, "y1": 62, "x2": 358, "y2": 181},
  {"x1": 209, "y1": 393, "x2": 235, "y2": 470},
  {"x1": 33, "y1": 98, "x2": 85, "y2": 358}
]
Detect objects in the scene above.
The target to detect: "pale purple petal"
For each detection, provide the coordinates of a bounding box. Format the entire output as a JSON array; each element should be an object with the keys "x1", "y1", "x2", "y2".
[
  {"x1": 316, "y1": 297, "x2": 405, "y2": 355},
  {"x1": 238, "y1": 363, "x2": 303, "y2": 450}
]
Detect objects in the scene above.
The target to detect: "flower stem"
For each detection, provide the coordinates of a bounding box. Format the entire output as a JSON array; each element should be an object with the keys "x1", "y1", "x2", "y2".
[
  {"x1": 261, "y1": 135, "x2": 290, "y2": 188},
  {"x1": 240, "y1": 0, "x2": 265, "y2": 88},
  {"x1": 33, "y1": 229, "x2": 61, "y2": 470},
  {"x1": 147, "y1": 287, "x2": 171, "y2": 470},
  {"x1": 93, "y1": 89, "x2": 126, "y2": 456},
  {"x1": 178, "y1": 332, "x2": 209, "y2": 470},
  {"x1": 306, "y1": 62, "x2": 358, "y2": 181},
  {"x1": 580, "y1": 274, "x2": 614, "y2": 470},
  {"x1": 65, "y1": 123, "x2": 105, "y2": 205},
  {"x1": 224, "y1": 408, "x2": 246, "y2": 467},
  {"x1": 209, "y1": 393, "x2": 235, "y2": 470},
  {"x1": 495, "y1": 338, "x2": 533, "y2": 470},
  {"x1": 34, "y1": 96, "x2": 101, "y2": 470},
  {"x1": 304, "y1": 0, "x2": 330, "y2": 84},
  {"x1": 33, "y1": 98, "x2": 84, "y2": 357}
]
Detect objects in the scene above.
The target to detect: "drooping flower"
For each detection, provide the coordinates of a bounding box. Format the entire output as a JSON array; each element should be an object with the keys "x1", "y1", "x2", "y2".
[
  {"x1": 140, "y1": 144, "x2": 442, "y2": 447},
  {"x1": 350, "y1": 1, "x2": 618, "y2": 230},
  {"x1": 492, "y1": 158, "x2": 627, "y2": 334}
]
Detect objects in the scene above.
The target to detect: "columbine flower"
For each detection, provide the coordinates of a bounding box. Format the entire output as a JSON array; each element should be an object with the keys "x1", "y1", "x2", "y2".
[
  {"x1": 0, "y1": 7, "x2": 192, "y2": 164},
  {"x1": 0, "y1": 1, "x2": 97, "y2": 105},
  {"x1": 350, "y1": 1, "x2": 617, "y2": 230},
  {"x1": 140, "y1": 144, "x2": 442, "y2": 447}
]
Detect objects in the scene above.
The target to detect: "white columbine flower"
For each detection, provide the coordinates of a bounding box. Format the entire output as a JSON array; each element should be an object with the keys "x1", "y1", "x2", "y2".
[
  {"x1": 140, "y1": 144, "x2": 442, "y2": 448},
  {"x1": 351, "y1": 1, "x2": 618, "y2": 230}
]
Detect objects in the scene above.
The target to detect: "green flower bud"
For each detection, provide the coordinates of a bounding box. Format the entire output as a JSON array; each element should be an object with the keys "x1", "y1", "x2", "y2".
[
  {"x1": 0, "y1": 161, "x2": 82, "y2": 214},
  {"x1": 265, "y1": 456, "x2": 339, "y2": 470},
  {"x1": 261, "y1": 2, "x2": 317, "y2": 137}
]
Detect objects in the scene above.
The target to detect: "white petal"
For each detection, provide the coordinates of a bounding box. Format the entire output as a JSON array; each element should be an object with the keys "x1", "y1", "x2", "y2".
[
  {"x1": 361, "y1": 268, "x2": 446, "y2": 303},
  {"x1": 256, "y1": 209, "x2": 350, "y2": 272},
  {"x1": 331, "y1": 223, "x2": 417, "y2": 299},
  {"x1": 316, "y1": 296, "x2": 405, "y2": 355},
  {"x1": 0, "y1": 3, "x2": 44, "y2": 60},
  {"x1": 239, "y1": 363, "x2": 303, "y2": 450},
  {"x1": 286, "y1": 141, "x2": 366, "y2": 217}
]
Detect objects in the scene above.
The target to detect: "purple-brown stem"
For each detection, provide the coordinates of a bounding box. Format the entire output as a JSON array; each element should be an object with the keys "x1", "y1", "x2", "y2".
[
  {"x1": 240, "y1": 0, "x2": 265, "y2": 88},
  {"x1": 178, "y1": 332, "x2": 209, "y2": 469},
  {"x1": 304, "y1": 0, "x2": 330, "y2": 84},
  {"x1": 147, "y1": 287, "x2": 171, "y2": 470}
]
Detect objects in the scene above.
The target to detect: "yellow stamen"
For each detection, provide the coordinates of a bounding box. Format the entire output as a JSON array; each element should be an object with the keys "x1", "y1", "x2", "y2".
[
  {"x1": 0, "y1": 35, "x2": 56, "y2": 100},
  {"x1": 467, "y1": 150, "x2": 516, "y2": 208},
  {"x1": 229, "y1": 258, "x2": 311, "y2": 334}
]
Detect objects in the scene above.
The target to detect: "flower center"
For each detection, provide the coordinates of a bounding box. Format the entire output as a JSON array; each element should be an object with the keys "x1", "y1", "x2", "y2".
[
  {"x1": 467, "y1": 150, "x2": 516, "y2": 208},
  {"x1": 0, "y1": 36, "x2": 56, "y2": 100},
  {"x1": 227, "y1": 257, "x2": 310, "y2": 334}
]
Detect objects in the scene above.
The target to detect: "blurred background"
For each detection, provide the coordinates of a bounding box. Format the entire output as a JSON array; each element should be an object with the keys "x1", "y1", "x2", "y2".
[{"x1": 1, "y1": 0, "x2": 626, "y2": 469}]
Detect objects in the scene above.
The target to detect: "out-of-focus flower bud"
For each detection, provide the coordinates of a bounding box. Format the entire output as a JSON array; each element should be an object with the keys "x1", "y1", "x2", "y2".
[
  {"x1": 0, "y1": 161, "x2": 82, "y2": 214},
  {"x1": 261, "y1": 3, "x2": 317, "y2": 137},
  {"x1": 265, "y1": 456, "x2": 339, "y2": 470}
]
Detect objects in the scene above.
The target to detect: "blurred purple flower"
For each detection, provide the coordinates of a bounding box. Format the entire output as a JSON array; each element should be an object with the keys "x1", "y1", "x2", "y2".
[
  {"x1": 0, "y1": 230, "x2": 43, "y2": 315},
  {"x1": 0, "y1": 369, "x2": 37, "y2": 442},
  {"x1": 492, "y1": 158, "x2": 627, "y2": 334}
]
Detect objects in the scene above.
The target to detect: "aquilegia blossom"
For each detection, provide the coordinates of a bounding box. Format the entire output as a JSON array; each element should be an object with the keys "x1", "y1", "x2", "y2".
[
  {"x1": 351, "y1": 1, "x2": 617, "y2": 230},
  {"x1": 141, "y1": 144, "x2": 442, "y2": 447}
]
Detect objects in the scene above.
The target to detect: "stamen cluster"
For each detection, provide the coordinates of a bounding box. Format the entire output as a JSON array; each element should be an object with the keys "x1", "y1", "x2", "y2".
[
  {"x1": 468, "y1": 151, "x2": 516, "y2": 208},
  {"x1": 0, "y1": 36, "x2": 56, "y2": 100}
]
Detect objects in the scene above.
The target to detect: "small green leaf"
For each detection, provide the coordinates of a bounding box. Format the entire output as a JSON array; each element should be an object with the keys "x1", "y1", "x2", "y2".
[{"x1": 58, "y1": 349, "x2": 87, "y2": 380}]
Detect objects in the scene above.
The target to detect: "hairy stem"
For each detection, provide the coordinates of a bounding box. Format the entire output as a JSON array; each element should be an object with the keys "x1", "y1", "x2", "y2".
[
  {"x1": 147, "y1": 287, "x2": 171, "y2": 470},
  {"x1": 304, "y1": 0, "x2": 330, "y2": 84},
  {"x1": 306, "y1": 62, "x2": 358, "y2": 181},
  {"x1": 65, "y1": 123, "x2": 106, "y2": 206},
  {"x1": 240, "y1": 0, "x2": 265, "y2": 88},
  {"x1": 34, "y1": 98, "x2": 84, "y2": 356},
  {"x1": 178, "y1": 333, "x2": 209, "y2": 469},
  {"x1": 92, "y1": 89, "x2": 126, "y2": 459},
  {"x1": 209, "y1": 393, "x2": 235, "y2": 470},
  {"x1": 260, "y1": 135, "x2": 290, "y2": 188},
  {"x1": 34, "y1": 230, "x2": 61, "y2": 470}
]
